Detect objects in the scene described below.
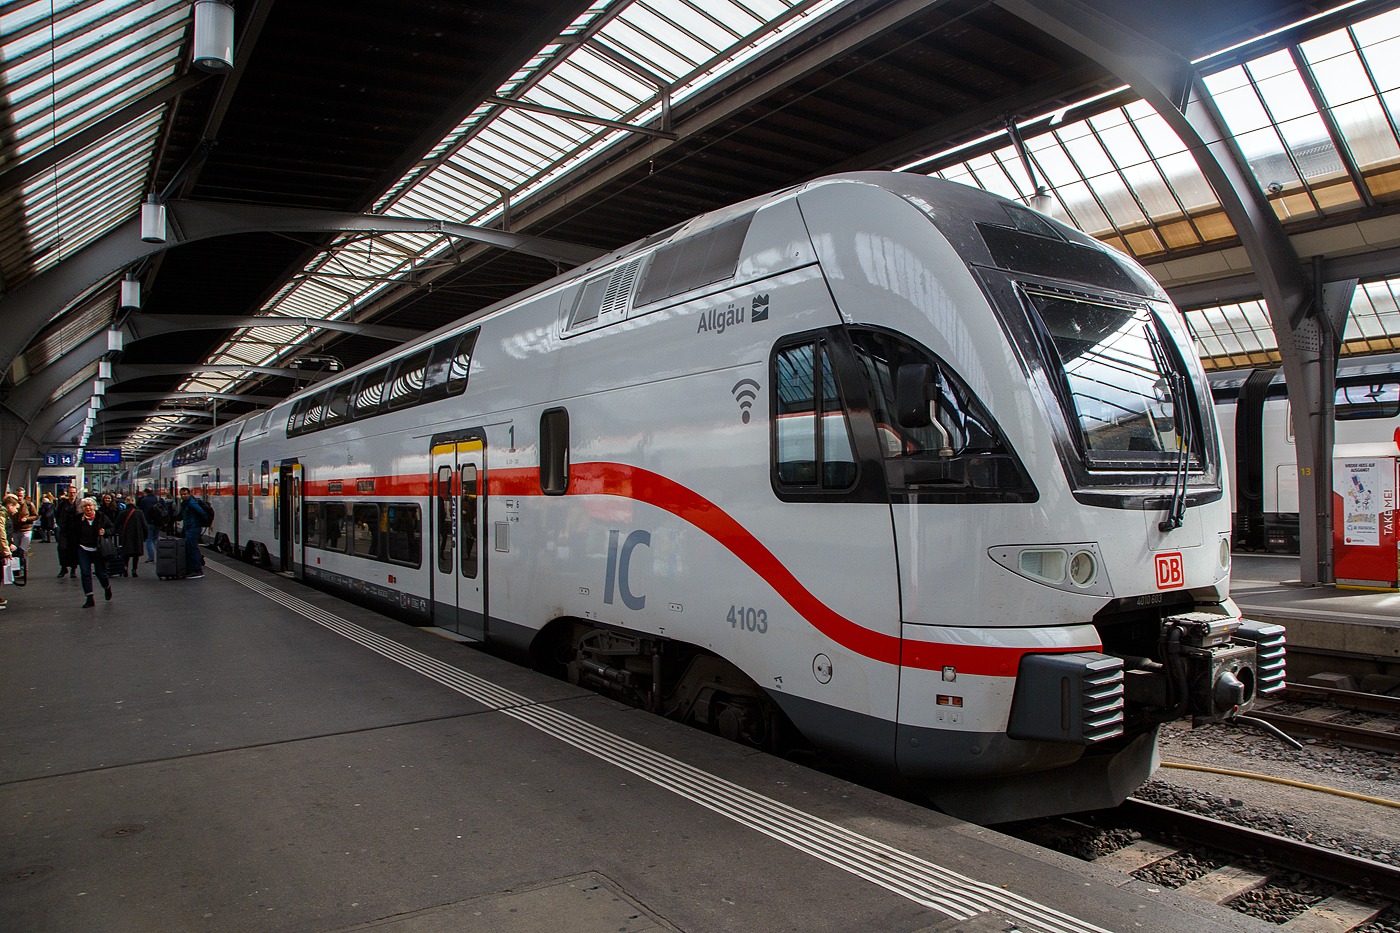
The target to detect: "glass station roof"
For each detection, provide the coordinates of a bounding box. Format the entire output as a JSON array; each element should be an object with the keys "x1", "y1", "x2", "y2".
[
  {"x1": 0, "y1": 0, "x2": 190, "y2": 287},
  {"x1": 172, "y1": 0, "x2": 846, "y2": 413},
  {"x1": 915, "y1": 5, "x2": 1400, "y2": 372},
  {"x1": 13, "y1": 1, "x2": 1400, "y2": 456}
]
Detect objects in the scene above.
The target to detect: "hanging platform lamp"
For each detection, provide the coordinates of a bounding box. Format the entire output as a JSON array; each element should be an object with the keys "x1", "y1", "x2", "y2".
[
  {"x1": 141, "y1": 196, "x2": 166, "y2": 243},
  {"x1": 193, "y1": 0, "x2": 235, "y2": 73}
]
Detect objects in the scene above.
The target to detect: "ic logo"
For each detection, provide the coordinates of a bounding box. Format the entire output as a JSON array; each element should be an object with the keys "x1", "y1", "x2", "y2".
[
  {"x1": 1155, "y1": 552, "x2": 1184, "y2": 590},
  {"x1": 751, "y1": 294, "x2": 769, "y2": 321}
]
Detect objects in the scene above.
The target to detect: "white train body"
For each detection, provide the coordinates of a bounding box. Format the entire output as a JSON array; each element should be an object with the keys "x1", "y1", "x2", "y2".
[
  {"x1": 161, "y1": 174, "x2": 1284, "y2": 822},
  {"x1": 1213, "y1": 356, "x2": 1400, "y2": 551}
]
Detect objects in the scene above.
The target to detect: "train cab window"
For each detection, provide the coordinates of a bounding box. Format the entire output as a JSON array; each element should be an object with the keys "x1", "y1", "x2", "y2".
[
  {"x1": 385, "y1": 504, "x2": 421, "y2": 567},
  {"x1": 1022, "y1": 289, "x2": 1200, "y2": 469},
  {"x1": 386, "y1": 349, "x2": 431, "y2": 411},
  {"x1": 322, "y1": 381, "x2": 354, "y2": 427},
  {"x1": 539, "y1": 408, "x2": 569, "y2": 495},
  {"x1": 323, "y1": 503, "x2": 347, "y2": 551},
  {"x1": 436, "y1": 466, "x2": 454, "y2": 573},
  {"x1": 848, "y1": 328, "x2": 1036, "y2": 499},
  {"x1": 352, "y1": 367, "x2": 388, "y2": 418},
  {"x1": 772, "y1": 339, "x2": 857, "y2": 489},
  {"x1": 351, "y1": 504, "x2": 380, "y2": 558},
  {"x1": 1336, "y1": 381, "x2": 1400, "y2": 420},
  {"x1": 461, "y1": 464, "x2": 479, "y2": 578},
  {"x1": 447, "y1": 330, "x2": 478, "y2": 394},
  {"x1": 304, "y1": 502, "x2": 322, "y2": 548}
]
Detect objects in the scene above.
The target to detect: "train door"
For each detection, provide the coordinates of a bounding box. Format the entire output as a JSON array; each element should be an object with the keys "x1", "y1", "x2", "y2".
[
  {"x1": 278, "y1": 461, "x2": 301, "y2": 574},
  {"x1": 430, "y1": 432, "x2": 486, "y2": 640}
]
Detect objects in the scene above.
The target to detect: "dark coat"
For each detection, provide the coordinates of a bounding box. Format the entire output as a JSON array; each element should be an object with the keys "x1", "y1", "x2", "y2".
[
  {"x1": 118, "y1": 507, "x2": 148, "y2": 558},
  {"x1": 76, "y1": 511, "x2": 115, "y2": 550},
  {"x1": 57, "y1": 509, "x2": 82, "y2": 566}
]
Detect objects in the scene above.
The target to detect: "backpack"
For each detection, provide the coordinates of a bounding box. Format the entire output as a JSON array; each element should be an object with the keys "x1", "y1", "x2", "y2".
[
  {"x1": 150, "y1": 502, "x2": 168, "y2": 527},
  {"x1": 199, "y1": 497, "x2": 216, "y2": 526}
]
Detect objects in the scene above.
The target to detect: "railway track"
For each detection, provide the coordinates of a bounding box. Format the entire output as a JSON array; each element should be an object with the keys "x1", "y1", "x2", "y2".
[
  {"x1": 1017, "y1": 799, "x2": 1398, "y2": 931},
  {"x1": 1253, "y1": 684, "x2": 1400, "y2": 754}
]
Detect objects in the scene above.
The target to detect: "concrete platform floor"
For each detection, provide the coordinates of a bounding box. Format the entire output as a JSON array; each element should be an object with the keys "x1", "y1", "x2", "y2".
[{"x1": 1, "y1": 543, "x2": 1274, "y2": 933}]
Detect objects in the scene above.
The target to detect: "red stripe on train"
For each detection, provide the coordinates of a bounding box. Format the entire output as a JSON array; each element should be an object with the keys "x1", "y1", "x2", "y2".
[{"x1": 490, "y1": 462, "x2": 1098, "y2": 675}]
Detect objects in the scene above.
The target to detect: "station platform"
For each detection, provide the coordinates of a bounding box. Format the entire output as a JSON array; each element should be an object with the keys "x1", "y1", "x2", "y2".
[
  {"x1": 1231, "y1": 554, "x2": 1400, "y2": 675},
  {"x1": 2, "y1": 545, "x2": 1277, "y2": 933}
]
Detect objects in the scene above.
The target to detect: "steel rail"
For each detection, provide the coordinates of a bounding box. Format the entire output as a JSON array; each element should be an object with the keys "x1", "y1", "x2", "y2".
[
  {"x1": 1103, "y1": 799, "x2": 1400, "y2": 900},
  {"x1": 1279, "y1": 684, "x2": 1400, "y2": 717}
]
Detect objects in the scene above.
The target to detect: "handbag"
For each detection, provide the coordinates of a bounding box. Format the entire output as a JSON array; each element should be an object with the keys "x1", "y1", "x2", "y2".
[{"x1": 98, "y1": 535, "x2": 119, "y2": 561}]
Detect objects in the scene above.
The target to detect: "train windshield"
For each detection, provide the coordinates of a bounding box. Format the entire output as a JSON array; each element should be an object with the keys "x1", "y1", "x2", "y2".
[{"x1": 1024, "y1": 288, "x2": 1200, "y2": 469}]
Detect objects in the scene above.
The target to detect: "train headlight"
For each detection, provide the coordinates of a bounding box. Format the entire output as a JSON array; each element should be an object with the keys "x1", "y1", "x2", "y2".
[
  {"x1": 1069, "y1": 550, "x2": 1098, "y2": 587},
  {"x1": 1018, "y1": 548, "x2": 1066, "y2": 584},
  {"x1": 1216, "y1": 535, "x2": 1231, "y2": 581},
  {"x1": 990, "y1": 543, "x2": 1113, "y2": 597}
]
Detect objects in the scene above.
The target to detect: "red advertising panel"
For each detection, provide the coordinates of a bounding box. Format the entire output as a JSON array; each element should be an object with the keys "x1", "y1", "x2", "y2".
[{"x1": 1334, "y1": 457, "x2": 1399, "y2": 587}]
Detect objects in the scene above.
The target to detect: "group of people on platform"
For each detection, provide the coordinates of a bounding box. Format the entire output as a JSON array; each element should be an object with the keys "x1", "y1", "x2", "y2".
[{"x1": 0, "y1": 485, "x2": 213, "y2": 610}]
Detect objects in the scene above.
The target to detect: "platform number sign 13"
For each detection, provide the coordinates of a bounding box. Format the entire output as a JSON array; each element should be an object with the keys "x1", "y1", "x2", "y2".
[{"x1": 1155, "y1": 552, "x2": 1184, "y2": 590}]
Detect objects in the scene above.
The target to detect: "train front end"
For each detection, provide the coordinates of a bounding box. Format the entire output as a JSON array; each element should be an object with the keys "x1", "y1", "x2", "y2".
[{"x1": 798, "y1": 174, "x2": 1286, "y2": 822}]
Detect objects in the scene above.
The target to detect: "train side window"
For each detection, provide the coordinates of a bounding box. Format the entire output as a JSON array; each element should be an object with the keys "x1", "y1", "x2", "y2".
[
  {"x1": 420, "y1": 339, "x2": 455, "y2": 404},
  {"x1": 539, "y1": 408, "x2": 569, "y2": 495},
  {"x1": 215, "y1": 469, "x2": 220, "y2": 495},
  {"x1": 385, "y1": 504, "x2": 421, "y2": 567},
  {"x1": 351, "y1": 504, "x2": 380, "y2": 558},
  {"x1": 288, "y1": 398, "x2": 307, "y2": 436},
  {"x1": 261, "y1": 461, "x2": 270, "y2": 497},
  {"x1": 323, "y1": 503, "x2": 346, "y2": 551},
  {"x1": 772, "y1": 339, "x2": 857, "y2": 489},
  {"x1": 436, "y1": 466, "x2": 454, "y2": 573},
  {"x1": 460, "y1": 464, "x2": 478, "y2": 578},
  {"x1": 567, "y1": 275, "x2": 609, "y2": 329},
  {"x1": 353, "y1": 367, "x2": 388, "y2": 418},
  {"x1": 1336, "y1": 382, "x2": 1400, "y2": 420},
  {"x1": 247, "y1": 470, "x2": 254, "y2": 519},
  {"x1": 201, "y1": 474, "x2": 209, "y2": 498},
  {"x1": 448, "y1": 329, "x2": 478, "y2": 395},
  {"x1": 304, "y1": 502, "x2": 322, "y2": 548},
  {"x1": 386, "y1": 348, "x2": 431, "y2": 411},
  {"x1": 302, "y1": 392, "x2": 327, "y2": 432},
  {"x1": 322, "y1": 381, "x2": 354, "y2": 427}
]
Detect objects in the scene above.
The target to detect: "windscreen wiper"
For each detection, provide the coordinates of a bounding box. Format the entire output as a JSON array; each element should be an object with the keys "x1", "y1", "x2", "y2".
[{"x1": 1147, "y1": 328, "x2": 1191, "y2": 532}]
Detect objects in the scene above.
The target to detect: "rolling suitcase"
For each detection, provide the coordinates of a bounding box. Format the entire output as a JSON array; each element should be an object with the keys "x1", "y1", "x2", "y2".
[{"x1": 156, "y1": 537, "x2": 187, "y2": 580}]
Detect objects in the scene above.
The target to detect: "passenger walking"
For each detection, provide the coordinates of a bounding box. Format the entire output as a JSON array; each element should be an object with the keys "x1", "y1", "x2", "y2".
[
  {"x1": 14, "y1": 492, "x2": 36, "y2": 556},
  {"x1": 39, "y1": 494, "x2": 55, "y2": 543},
  {"x1": 176, "y1": 487, "x2": 207, "y2": 579},
  {"x1": 0, "y1": 495, "x2": 12, "y2": 610},
  {"x1": 138, "y1": 487, "x2": 161, "y2": 562},
  {"x1": 119, "y1": 496, "x2": 148, "y2": 577},
  {"x1": 55, "y1": 488, "x2": 79, "y2": 578},
  {"x1": 76, "y1": 498, "x2": 114, "y2": 607}
]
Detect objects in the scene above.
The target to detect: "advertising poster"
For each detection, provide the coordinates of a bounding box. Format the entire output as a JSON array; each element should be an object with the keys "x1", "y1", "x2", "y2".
[
  {"x1": 1339, "y1": 460, "x2": 1383, "y2": 546},
  {"x1": 1334, "y1": 457, "x2": 1399, "y2": 586}
]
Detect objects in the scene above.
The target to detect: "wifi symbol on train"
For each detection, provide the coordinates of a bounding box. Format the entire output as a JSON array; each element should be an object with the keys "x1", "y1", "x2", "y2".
[{"x1": 732, "y1": 379, "x2": 760, "y2": 424}]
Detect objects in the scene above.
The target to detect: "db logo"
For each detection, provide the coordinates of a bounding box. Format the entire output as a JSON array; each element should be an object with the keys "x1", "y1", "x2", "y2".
[{"x1": 1155, "y1": 552, "x2": 1184, "y2": 589}]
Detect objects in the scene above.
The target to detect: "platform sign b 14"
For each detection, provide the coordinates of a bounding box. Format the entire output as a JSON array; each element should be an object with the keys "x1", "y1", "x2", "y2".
[{"x1": 1333, "y1": 457, "x2": 1399, "y2": 587}]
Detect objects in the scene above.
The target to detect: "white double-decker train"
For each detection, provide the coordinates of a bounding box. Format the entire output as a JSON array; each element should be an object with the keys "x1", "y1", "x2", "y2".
[{"x1": 131, "y1": 173, "x2": 1284, "y2": 823}]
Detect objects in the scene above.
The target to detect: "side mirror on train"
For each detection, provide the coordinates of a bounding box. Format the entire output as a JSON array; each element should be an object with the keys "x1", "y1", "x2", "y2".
[
  {"x1": 896, "y1": 363, "x2": 935, "y2": 428},
  {"x1": 895, "y1": 363, "x2": 955, "y2": 458}
]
